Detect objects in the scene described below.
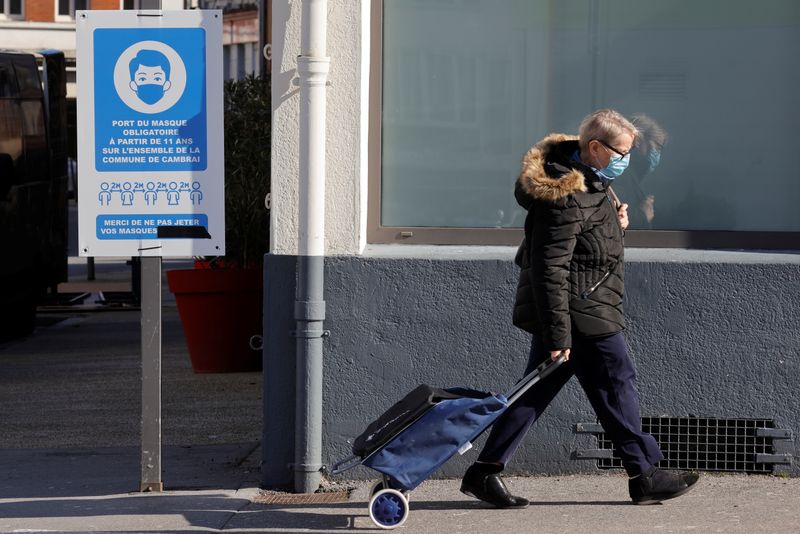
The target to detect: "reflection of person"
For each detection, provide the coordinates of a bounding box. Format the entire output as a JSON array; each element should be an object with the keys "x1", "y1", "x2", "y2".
[
  {"x1": 617, "y1": 114, "x2": 668, "y2": 229},
  {"x1": 128, "y1": 49, "x2": 171, "y2": 105},
  {"x1": 460, "y1": 109, "x2": 698, "y2": 508}
]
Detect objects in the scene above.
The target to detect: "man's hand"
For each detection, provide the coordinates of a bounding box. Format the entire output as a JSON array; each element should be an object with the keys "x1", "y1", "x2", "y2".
[
  {"x1": 642, "y1": 195, "x2": 655, "y2": 223},
  {"x1": 618, "y1": 203, "x2": 629, "y2": 231},
  {"x1": 550, "y1": 349, "x2": 571, "y2": 362}
]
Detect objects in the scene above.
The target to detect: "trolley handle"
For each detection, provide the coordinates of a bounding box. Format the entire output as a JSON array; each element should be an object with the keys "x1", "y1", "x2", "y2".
[
  {"x1": 505, "y1": 352, "x2": 567, "y2": 406},
  {"x1": 330, "y1": 454, "x2": 361, "y2": 475}
]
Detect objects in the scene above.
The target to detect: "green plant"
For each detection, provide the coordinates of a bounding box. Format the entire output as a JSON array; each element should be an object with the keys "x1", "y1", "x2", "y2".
[{"x1": 213, "y1": 74, "x2": 270, "y2": 268}]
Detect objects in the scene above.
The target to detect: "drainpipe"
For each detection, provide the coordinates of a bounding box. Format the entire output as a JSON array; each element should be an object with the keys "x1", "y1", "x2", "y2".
[{"x1": 294, "y1": 0, "x2": 329, "y2": 494}]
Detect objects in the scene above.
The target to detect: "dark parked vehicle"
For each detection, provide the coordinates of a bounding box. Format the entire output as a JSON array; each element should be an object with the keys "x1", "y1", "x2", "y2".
[{"x1": 0, "y1": 50, "x2": 69, "y2": 339}]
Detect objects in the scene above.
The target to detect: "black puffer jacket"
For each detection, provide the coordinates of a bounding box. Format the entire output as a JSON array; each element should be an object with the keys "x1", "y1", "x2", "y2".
[{"x1": 512, "y1": 133, "x2": 625, "y2": 350}]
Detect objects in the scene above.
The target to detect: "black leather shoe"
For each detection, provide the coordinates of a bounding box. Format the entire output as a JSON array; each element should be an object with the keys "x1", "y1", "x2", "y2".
[
  {"x1": 460, "y1": 463, "x2": 529, "y2": 509},
  {"x1": 629, "y1": 467, "x2": 700, "y2": 505}
]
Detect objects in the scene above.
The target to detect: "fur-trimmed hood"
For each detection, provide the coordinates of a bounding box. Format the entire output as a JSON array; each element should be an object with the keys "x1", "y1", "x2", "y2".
[{"x1": 516, "y1": 133, "x2": 588, "y2": 204}]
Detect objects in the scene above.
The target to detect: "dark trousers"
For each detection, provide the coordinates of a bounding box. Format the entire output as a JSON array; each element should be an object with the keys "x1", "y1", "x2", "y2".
[{"x1": 477, "y1": 332, "x2": 663, "y2": 476}]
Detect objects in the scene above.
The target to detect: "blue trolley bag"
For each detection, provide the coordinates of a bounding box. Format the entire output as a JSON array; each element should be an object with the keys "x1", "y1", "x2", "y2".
[
  {"x1": 361, "y1": 354, "x2": 566, "y2": 491},
  {"x1": 362, "y1": 388, "x2": 506, "y2": 491}
]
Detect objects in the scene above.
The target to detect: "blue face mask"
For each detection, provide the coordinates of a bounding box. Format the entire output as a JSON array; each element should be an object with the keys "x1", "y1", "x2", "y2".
[
  {"x1": 647, "y1": 149, "x2": 661, "y2": 174},
  {"x1": 599, "y1": 153, "x2": 630, "y2": 180},
  {"x1": 135, "y1": 83, "x2": 166, "y2": 105}
]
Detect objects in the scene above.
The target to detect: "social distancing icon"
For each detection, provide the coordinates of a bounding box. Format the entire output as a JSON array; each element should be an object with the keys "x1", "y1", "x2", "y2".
[{"x1": 98, "y1": 180, "x2": 204, "y2": 207}]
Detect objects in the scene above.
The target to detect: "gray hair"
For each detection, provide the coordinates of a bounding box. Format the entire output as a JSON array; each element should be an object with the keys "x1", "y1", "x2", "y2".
[{"x1": 578, "y1": 109, "x2": 639, "y2": 151}]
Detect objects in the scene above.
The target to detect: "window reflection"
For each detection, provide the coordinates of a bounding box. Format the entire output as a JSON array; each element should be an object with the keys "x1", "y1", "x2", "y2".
[{"x1": 381, "y1": 0, "x2": 800, "y2": 232}]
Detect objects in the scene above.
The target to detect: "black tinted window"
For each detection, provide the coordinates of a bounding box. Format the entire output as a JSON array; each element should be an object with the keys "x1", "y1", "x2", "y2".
[
  {"x1": 0, "y1": 59, "x2": 18, "y2": 98},
  {"x1": 12, "y1": 57, "x2": 42, "y2": 99},
  {"x1": 20, "y1": 101, "x2": 48, "y2": 183}
]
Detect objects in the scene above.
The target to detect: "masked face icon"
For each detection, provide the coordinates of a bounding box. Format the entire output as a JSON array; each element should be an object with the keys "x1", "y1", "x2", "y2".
[
  {"x1": 128, "y1": 50, "x2": 172, "y2": 105},
  {"x1": 129, "y1": 64, "x2": 172, "y2": 104}
]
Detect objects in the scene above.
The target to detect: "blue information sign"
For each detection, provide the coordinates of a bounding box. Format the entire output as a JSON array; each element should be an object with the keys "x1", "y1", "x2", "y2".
[
  {"x1": 94, "y1": 28, "x2": 207, "y2": 172},
  {"x1": 77, "y1": 10, "x2": 224, "y2": 258}
]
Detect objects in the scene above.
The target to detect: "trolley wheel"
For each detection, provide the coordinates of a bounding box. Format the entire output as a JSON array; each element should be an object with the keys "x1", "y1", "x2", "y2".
[
  {"x1": 369, "y1": 488, "x2": 409, "y2": 529},
  {"x1": 371, "y1": 480, "x2": 410, "y2": 501}
]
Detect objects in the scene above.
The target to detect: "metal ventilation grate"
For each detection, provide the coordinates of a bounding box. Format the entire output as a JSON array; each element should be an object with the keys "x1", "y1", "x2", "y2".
[
  {"x1": 577, "y1": 417, "x2": 792, "y2": 474},
  {"x1": 638, "y1": 72, "x2": 686, "y2": 98}
]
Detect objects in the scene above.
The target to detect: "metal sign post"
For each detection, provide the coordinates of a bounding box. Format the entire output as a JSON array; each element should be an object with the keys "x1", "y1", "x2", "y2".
[
  {"x1": 140, "y1": 255, "x2": 162, "y2": 492},
  {"x1": 76, "y1": 9, "x2": 223, "y2": 492}
]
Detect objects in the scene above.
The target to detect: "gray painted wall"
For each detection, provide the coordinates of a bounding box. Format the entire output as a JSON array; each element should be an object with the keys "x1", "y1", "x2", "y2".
[{"x1": 262, "y1": 249, "x2": 799, "y2": 489}]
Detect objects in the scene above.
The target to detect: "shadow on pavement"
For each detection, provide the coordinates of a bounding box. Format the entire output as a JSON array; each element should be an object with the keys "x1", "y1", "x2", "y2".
[
  {"x1": 0, "y1": 493, "x2": 248, "y2": 525},
  {"x1": 0, "y1": 443, "x2": 259, "y2": 499}
]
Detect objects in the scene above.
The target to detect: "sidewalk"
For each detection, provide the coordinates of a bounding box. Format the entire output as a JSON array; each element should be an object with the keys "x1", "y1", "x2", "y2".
[
  {"x1": 0, "y1": 444, "x2": 261, "y2": 532},
  {"x1": 1, "y1": 298, "x2": 798, "y2": 533},
  {"x1": 2, "y1": 462, "x2": 798, "y2": 533},
  {"x1": 245, "y1": 474, "x2": 799, "y2": 533}
]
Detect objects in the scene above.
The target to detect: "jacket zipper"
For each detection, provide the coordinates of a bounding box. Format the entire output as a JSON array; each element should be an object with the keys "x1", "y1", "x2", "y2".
[
  {"x1": 580, "y1": 269, "x2": 612, "y2": 300},
  {"x1": 605, "y1": 189, "x2": 623, "y2": 234},
  {"x1": 579, "y1": 187, "x2": 621, "y2": 300}
]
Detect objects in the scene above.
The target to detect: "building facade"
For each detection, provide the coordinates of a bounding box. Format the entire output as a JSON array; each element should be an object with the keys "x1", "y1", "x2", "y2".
[
  {"x1": 264, "y1": 0, "x2": 799, "y2": 489},
  {"x1": 0, "y1": 0, "x2": 264, "y2": 99},
  {"x1": 199, "y1": 0, "x2": 263, "y2": 79},
  {"x1": 0, "y1": 0, "x2": 121, "y2": 98}
]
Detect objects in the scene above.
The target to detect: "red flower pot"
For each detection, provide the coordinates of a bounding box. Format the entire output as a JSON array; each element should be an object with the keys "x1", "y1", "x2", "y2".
[{"x1": 167, "y1": 267, "x2": 263, "y2": 373}]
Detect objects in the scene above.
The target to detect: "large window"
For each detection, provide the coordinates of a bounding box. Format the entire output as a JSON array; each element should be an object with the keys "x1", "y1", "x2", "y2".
[
  {"x1": 370, "y1": 0, "x2": 800, "y2": 248},
  {"x1": 0, "y1": 0, "x2": 23, "y2": 19},
  {"x1": 56, "y1": 0, "x2": 89, "y2": 20},
  {"x1": 121, "y1": 0, "x2": 162, "y2": 8}
]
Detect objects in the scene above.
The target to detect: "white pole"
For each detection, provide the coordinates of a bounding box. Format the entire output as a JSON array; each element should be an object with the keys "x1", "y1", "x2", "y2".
[{"x1": 297, "y1": 0, "x2": 329, "y2": 257}]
